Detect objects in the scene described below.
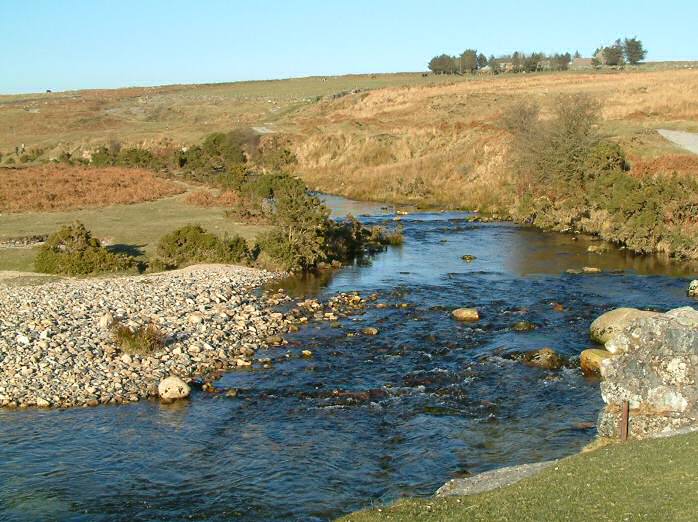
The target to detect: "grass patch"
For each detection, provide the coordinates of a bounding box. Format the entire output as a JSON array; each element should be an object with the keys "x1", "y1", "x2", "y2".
[
  {"x1": 0, "y1": 164, "x2": 183, "y2": 213},
  {"x1": 111, "y1": 321, "x2": 165, "y2": 355},
  {"x1": 340, "y1": 431, "x2": 698, "y2": 522},
  {"x1": 0, "y1": 194, "x2": 269, "y2": 272}
]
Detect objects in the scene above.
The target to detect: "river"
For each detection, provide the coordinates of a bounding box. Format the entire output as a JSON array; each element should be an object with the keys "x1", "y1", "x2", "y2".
[{"x1": 0, "y1": 195, "x2": 696, "y2": 521}]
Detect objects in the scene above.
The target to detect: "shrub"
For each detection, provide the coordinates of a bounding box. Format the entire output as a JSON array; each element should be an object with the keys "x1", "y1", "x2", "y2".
[
  {"x1": 256, "y1": 180, "x2": 330, "y2": 271},
  {"x1": 156, "y1": 224, "x2": 250, "y2": 267},
  {"x1": 111, "y1": 321, "x2": 164, "y2": 355},
  {"x1": 34, "y1": 222, "x2": 135, "y2": 275}
]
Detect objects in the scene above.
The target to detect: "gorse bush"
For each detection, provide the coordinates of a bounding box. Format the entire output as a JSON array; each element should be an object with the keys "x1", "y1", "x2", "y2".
[
  {"x1": 504, "y1": 94, "x2": 698, "y2": 258},
  {"x1": 111, "y1": 321, "x2": 165, "y2": 355},
  {"x1": 256, "y1": 179, "x2": 330, "y2": 271},
  {"x1": 91, "y1": 145, "x2": 163, "y2": 170},
  {"x1": 155, "y1": 224, "x2": 250, "y2": 268},
  {"x1": 35, "y1": 222, "x2": 136, "y2": 275}
]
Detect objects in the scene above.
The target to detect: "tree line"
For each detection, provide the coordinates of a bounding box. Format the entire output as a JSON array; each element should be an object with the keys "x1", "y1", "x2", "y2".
[
  {"x1": 427, "y1": 37, "x2": 646, "y2": 74},
  {"x1": 428, "y1": 49, "x2": 573, "y2": 74}
]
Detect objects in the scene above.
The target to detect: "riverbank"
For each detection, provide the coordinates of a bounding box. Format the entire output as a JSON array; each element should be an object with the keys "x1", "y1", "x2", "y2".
[
  {"x1": 0, "y1": 264, "x2": 285, "y2": 408},
  {"x1": 338, "y1": 430, "x2": 698, "y2": 521}
]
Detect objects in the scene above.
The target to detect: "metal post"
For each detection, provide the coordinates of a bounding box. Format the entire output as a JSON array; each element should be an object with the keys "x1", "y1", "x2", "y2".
[{"x1": 619, "y1": 400, "x2": 630, "y2": 441}]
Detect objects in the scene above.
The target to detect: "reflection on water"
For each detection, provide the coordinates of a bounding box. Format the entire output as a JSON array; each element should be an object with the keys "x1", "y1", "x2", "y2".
[{"x1": 1, "y1": 196, "x2": 696, "y2": 522}]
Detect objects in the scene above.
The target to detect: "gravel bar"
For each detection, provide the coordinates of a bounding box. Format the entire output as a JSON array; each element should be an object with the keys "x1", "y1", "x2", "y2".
[{"x1": 0, "y1": 264, "x2": 285, "y2": 409}]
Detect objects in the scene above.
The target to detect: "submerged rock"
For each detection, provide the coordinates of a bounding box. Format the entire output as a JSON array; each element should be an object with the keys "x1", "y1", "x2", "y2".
[
  {"x1": 452, "y1": 308, "x2": 480, "y2": 322},
  {"x1": 362, "y1": 327, "x2": 379, "y2": 336},
  {"x1": 512, "y1": 320, "x2": 536, "y2": 332},
  {"x1": 590, "y1": 307, "x2": 660, "y2": 346},
  {"x1": 461, "y1": 255, "x2": 477, "y2": 263},
  {"x1": 158, "y1": 376, "x2": 191, "y2": 400},
  {"x1": 522, "y1": 348, "x2": 564, "y2": 370},
  {"x1": 597, "y1": 306, "x2": 698, "y2": 439}
]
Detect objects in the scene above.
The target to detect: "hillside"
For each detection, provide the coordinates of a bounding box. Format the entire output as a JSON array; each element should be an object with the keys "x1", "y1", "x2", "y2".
[
  {"x1": 282, "y1": 68, "x2": 698, "y2": 210},
  {"x1": 3, "y1": 66, "x2": 698, "y2": 259},
  {"x1": 0, "y1": 73, "x2": 462, "y2": 153}
]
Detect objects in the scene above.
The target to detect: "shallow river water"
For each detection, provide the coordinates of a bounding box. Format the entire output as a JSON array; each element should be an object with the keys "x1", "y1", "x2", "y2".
[{"x1": 1, "y1": 195, "x2": 696, "y2": 521}]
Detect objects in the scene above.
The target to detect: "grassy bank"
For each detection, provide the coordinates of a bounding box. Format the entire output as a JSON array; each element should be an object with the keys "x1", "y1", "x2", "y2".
[
  {"x1": 340, "y1": 431, "x2": 698, "y2": 522},
  {"x1": 0, "y1": 193, "x2": 269, "y2": 272}
]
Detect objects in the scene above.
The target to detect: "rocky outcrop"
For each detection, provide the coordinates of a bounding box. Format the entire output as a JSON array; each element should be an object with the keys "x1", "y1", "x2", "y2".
[
  {"x1": 589, "y1": 307, "x2": 660, "y2": 346},
  {"x1": 597, "y1": 307, "x2": 698, "y2": 439}
]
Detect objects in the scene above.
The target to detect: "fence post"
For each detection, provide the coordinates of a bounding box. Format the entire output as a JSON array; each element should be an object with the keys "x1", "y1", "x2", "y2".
[{"x1": 619, "y1": 400, "x2": 630, "y2": 441}]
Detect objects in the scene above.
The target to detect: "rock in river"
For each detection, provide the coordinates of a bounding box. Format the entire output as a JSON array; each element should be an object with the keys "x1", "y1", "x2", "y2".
[
  {"x1": 452, "y1": 308, "x2": 480, "y2": 322},
  {"x1": 158, "y1": 376, "x2": 191, "y2": 400},
  {"x1": 580, "y1": 348, "x2": 612, "y2": 377},
  {"x1": 512, "y1": 320, "x2": 536, "y2": 332},
  {"x1": 589, "y1": 307, "x2": 660, "y2": 346},
  {"x1": 522, "y1": 348, "x2": 564, "y2": 370},
  {"x1": 689, "y1": 280, "x2": 698, "y2": 297}
]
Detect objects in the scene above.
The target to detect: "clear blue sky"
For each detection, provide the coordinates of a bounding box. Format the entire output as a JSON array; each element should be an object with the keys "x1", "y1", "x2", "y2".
[{"x1": 1, "y1": 0, "x2": 696, "y2": 94}]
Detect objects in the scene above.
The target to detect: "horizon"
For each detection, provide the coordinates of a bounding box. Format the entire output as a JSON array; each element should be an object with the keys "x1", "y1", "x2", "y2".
[{"x1": 2, "y1": 0, "x2": 698, "y2": 95}]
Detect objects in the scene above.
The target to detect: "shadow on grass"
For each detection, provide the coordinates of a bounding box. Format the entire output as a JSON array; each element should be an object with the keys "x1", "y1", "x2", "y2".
[{"x1": 107, "y1": 243, "x2": 147, "y2": 258}]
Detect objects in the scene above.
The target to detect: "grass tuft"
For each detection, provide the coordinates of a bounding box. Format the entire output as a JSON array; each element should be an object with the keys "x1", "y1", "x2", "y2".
[{"x1": 111, "y1": 321, "x2": 165, "y2": 355}]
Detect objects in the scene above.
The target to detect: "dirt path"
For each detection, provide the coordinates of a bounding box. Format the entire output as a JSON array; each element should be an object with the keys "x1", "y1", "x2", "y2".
[{"x1": 658, "y1": 129, "x2": 698, "y2": 154}]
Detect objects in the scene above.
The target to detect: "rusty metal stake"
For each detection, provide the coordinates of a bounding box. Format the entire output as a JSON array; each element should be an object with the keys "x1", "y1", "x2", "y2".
[{"x1": 619, "y1": 400, "x2": 630, "y2": 441}]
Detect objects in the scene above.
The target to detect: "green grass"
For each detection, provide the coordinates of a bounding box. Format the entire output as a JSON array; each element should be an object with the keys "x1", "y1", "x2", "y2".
[
  {"x1": 0, "y1": 194, "x2": 269, "y2": 272},
  {"x1": 340, "y1": 432, "x2": 698, "y2": 522}
]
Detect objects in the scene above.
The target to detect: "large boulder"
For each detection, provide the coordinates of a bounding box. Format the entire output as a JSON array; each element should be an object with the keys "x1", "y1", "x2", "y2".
[
  {"x1": 158, "y1": 376, "x2": 191, "y2": 401},
  {"x1": 597, "y1": 307, "x2": 698, "y2": 439},
  {"x1": 589, "y1": 307, "x2": 660, "y2": 346}
]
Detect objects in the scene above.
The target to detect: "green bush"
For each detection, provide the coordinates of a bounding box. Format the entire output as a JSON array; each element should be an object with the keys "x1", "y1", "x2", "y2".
[
  {"x1": 35, "y1": 222, "x2": 135, "y2": 275},
  {"x1": 90, "y1": 145, "x2": 163, "y2": 169},
  {"x1": 156, "y1": 224, "x2": 250, "y2": 267},
  {"x1": 111, "y1": 321, "x2": 164, "y2": 355}
]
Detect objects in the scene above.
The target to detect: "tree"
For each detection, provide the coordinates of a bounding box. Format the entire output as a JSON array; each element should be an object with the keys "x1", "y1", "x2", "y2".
[
  {"x1": 603, "y1": 39, "x2": 625, "y2": 66},
  {"x1": 428, "y1": 54, "x2": 456, "y2": 74},
  {"x1": 489, "y1": 55, "x2": 500, "y2": 74},
  {"x1": 477, "y1": 53, "x2": 488, "y2": 69},
  {"x1": 459, "y1": 49, "x2": 478, "y2": 73},
  {"x1": 574, "y1": 50, "x2": 581, "y2": 59},
  {"x1": 511, "y1": 52, "x2": 522, "y2": 72},
  {"x1": 623, "y1": 37, "x2": 647, "y2": 65}
]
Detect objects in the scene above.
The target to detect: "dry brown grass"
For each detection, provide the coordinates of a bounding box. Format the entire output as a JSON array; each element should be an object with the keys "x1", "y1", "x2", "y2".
[
  {"x1": 282, "y1": 69, "x2": 698, "y2": 210},
  {"x1": 0, "y1": 165, "x2": 184, "y2": 213},
  {"x1": 630, "y1": 154, "x2": 698, "y2": 177},
  {"x1": 183, "y1": 189, "x2": 242, "y2": 207}
]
